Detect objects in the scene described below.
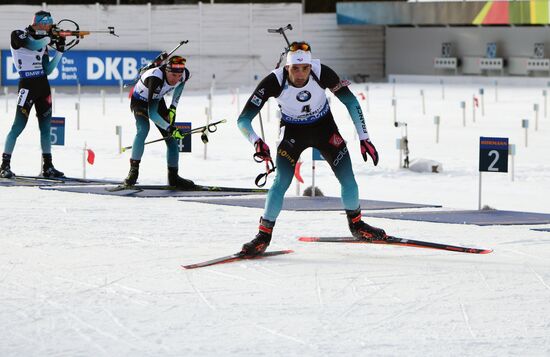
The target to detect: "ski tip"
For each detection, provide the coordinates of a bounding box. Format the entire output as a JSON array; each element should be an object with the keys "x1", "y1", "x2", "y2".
[
  {"x1": 258, "y1": 249, "x2": 294, "y2": 257},
  {"x1": 479, "y1": 249, "x2": 493, "y2": 254},
  {"x1": 298, "y1": 237, "x2": 317, "y2": 242}
]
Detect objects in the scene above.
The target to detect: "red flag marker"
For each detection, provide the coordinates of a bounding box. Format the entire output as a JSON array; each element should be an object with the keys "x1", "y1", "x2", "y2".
[
  {"x1": 294, "y1": 161, "x2": 304, "y2": 184},
  {"x1": 87, "y1": 149, "x2": 95, "y2": 165}
]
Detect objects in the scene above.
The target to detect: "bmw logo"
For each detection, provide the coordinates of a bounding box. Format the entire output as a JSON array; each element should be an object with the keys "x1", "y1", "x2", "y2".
[{"x1": 296, "y1": 90, "x2": 311, "y2": 102}]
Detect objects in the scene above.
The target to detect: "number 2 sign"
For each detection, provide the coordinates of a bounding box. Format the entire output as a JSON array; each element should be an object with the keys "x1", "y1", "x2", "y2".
[{"x1": 479, "y1": 137, "x2": 508, "y2": 173}]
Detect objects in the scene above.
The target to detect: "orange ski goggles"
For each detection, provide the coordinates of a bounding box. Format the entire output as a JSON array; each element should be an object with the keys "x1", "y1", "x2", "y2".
[{"x1": 289, "y1": 42, "x2": 311, "y2": 52}]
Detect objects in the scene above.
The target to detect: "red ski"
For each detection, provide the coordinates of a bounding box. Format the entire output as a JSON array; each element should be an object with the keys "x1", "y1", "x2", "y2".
[
  {"x1": 182, "y1": 250, "x2": 294, "y2": 269},
  {"x1": 298, "y1": 236, "x2": 492, "y2": 254}
]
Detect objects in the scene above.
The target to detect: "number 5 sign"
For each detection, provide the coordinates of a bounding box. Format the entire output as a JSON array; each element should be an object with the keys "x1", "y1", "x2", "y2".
[
  {"x1": 50, "y1": 117, "x2": 65, "y2": 146},
  {"x1": 479, "y1": 137, "x2": 508, "y2": 172}
]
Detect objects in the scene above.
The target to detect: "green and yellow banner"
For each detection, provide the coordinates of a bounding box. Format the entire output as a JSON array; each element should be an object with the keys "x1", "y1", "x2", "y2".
[
  {"x1": 474, "y1": 0, "x2": 549, "y2": 24},
  {"x1": 337, "y1": 1, "x2": 550, "y2": 26}
]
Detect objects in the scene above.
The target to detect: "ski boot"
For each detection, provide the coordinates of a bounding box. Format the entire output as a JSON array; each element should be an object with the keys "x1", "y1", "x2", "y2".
[
  {"x1": 0, "y1": 153, "x2": 15, "y2": 178},
  {"x1": 346, "y1": 208, "x2": 386, "y2": 241},
  {"x1": 241, "y1": 217, "x2": 274, "y2": 256},
  {"x1": 124, "y1": 159, "x2": 140, "y2": 186},
  {"x1": 168, "y1": 167, "x2": 195, "y2": 189},
  {"x1": 41, "y1": 153, "x2": 65, "y2": 178}
]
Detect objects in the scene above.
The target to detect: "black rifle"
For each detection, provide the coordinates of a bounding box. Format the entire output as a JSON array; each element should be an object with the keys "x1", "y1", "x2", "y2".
[
  {"x1": 50, "y1": 19, "x2": 117, "y2": 51},
  {"x1": 125, "y1": 40, "x2": 189, "y2": 88},
  {"x1": 267, "y1": 24, "x2": 293, "y2": 69}
]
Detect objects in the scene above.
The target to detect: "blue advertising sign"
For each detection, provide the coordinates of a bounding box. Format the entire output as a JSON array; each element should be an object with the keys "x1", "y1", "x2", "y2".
[
  {"x1": 479, "y1": 137, "x2": 508, "y2": 172},
  {"x1": 175, "y1": 122, "x2": 192, "y2": 153},
  {"x1": 50, "y1": 116, "x2": 65, "y2": 146},
  {"x1": 1, "y1": 50, "x2": 158, "y2": 86}
]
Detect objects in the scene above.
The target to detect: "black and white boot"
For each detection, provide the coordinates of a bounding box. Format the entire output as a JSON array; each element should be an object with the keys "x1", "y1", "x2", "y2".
[
  {"x1": 41, "y1": 153, "x2": 65, "y2": 178},
  {"x1": 346, "y1": 208, "x2": 386, "y2": 241},
  {"x1": 167, "y1": 167, "x2": 195, "y2": 189},
  {"x1": 0, "y1": 153, "x2": 15, "y2": 178},
  {"x1": 124, "y1": 159, "x2": 140, "y2": 186},
  {"x1": 241, "y1": 217, "x2": 274, "y2": 256}
]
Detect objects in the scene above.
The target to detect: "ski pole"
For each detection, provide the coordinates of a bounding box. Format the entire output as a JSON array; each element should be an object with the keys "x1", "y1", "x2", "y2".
[
  {"x1": 253, "y1": 110, "x2": 276, "y2": 187},
  {"x1": 120, "y1": 119, "x2": 226, "y2": 153},
  {"x1": 251, "y1": 24, "x2": 294, "y2": 186},
  {"x1": 254, "y1": 156, "x2": 276, "y2": 188}
]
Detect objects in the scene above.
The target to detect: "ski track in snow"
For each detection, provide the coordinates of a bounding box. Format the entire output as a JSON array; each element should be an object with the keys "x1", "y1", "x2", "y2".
[
  {"x1": 186, "y1": 272, "x2": 216, "y2": 311},
  {"x1": 527, "y1": 265, "x2": 550, "y2": 292},
  {"x1": 253, "y1": 323, "x2": 314, "y2": 348},
  {"x1": 315, "y1": 269, "x2": 323, "y2": 306},
  {"x1": 474, "y1": 264, "x2": 491, "y2": 290},
  {"x1": 460, "y1": 302, "x2": 477, "y2": 339},
  {"x1": 200, "y1": 266, "x2": 279, "y2": 287}
]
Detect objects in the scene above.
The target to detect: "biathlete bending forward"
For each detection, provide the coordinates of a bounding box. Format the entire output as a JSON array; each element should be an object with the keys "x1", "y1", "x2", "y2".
[
  {"x1": 124, "y1": 55, "x2": 195, "y2": 188},
  {"x1": 237, "y1": 41, "x2": 386, "y2": 256}
]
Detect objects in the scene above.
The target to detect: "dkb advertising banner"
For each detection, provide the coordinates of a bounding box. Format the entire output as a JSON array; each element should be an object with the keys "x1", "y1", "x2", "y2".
[{"x1": 1, "y1": 50, "x2": 158, "y2": 86}]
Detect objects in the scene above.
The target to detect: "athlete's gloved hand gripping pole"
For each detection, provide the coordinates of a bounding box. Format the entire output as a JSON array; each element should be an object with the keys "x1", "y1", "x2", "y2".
[
  {"x1": 248, "y1": 24, "x2": 293, "y2": 187},
  {"x1": 253, "y1": 138, "x2": 276, "y2": 187},
  {"x1": 120, "y1": 119, "x2": 227, "y2": 153},
  {"x1": 168, "y1": 105, "x2": 177, "y2": 124}
]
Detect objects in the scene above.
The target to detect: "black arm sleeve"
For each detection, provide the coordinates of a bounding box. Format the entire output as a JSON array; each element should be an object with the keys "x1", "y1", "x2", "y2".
[
  {"x1": 11, "y1": 30, "x2": 27, "y2": 50},
  {"x1": 144, "y1": 76, "x2": 163, "y2": 105},
  {"x1": 318, "y1": 64, "x2": 342, "y2": 91},
  {"x1": 240, "y1": 72, "x2": 282, "y2": 114}
]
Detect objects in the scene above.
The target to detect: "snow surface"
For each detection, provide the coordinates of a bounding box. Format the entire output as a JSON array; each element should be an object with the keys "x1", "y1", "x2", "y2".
[{"x1": 1, "y1": 80, "x2": 550, "y2": 356}]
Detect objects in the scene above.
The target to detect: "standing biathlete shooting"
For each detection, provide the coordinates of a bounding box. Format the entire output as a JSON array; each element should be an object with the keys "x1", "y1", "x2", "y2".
[
  {"x1": 237, "y1": 41, "x2": 387, "y2": 256},
  {"x1": 0, "y1": 11, "x2": 117, "y2": 179},
  {"x1": 1, "y1": 11, "x2": 65, "y2": 178}
]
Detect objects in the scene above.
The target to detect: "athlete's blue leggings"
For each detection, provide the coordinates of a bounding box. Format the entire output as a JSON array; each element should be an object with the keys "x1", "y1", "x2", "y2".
[
  {"x1": 263, "y1": 148, "x2": 359, "y2": 221},
  {"x1": 130, "y1": 112, "x2": 179, "y2": 167},
  {"x1": 3, "y1": 109, "x2": 51, "y2": 155}
]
